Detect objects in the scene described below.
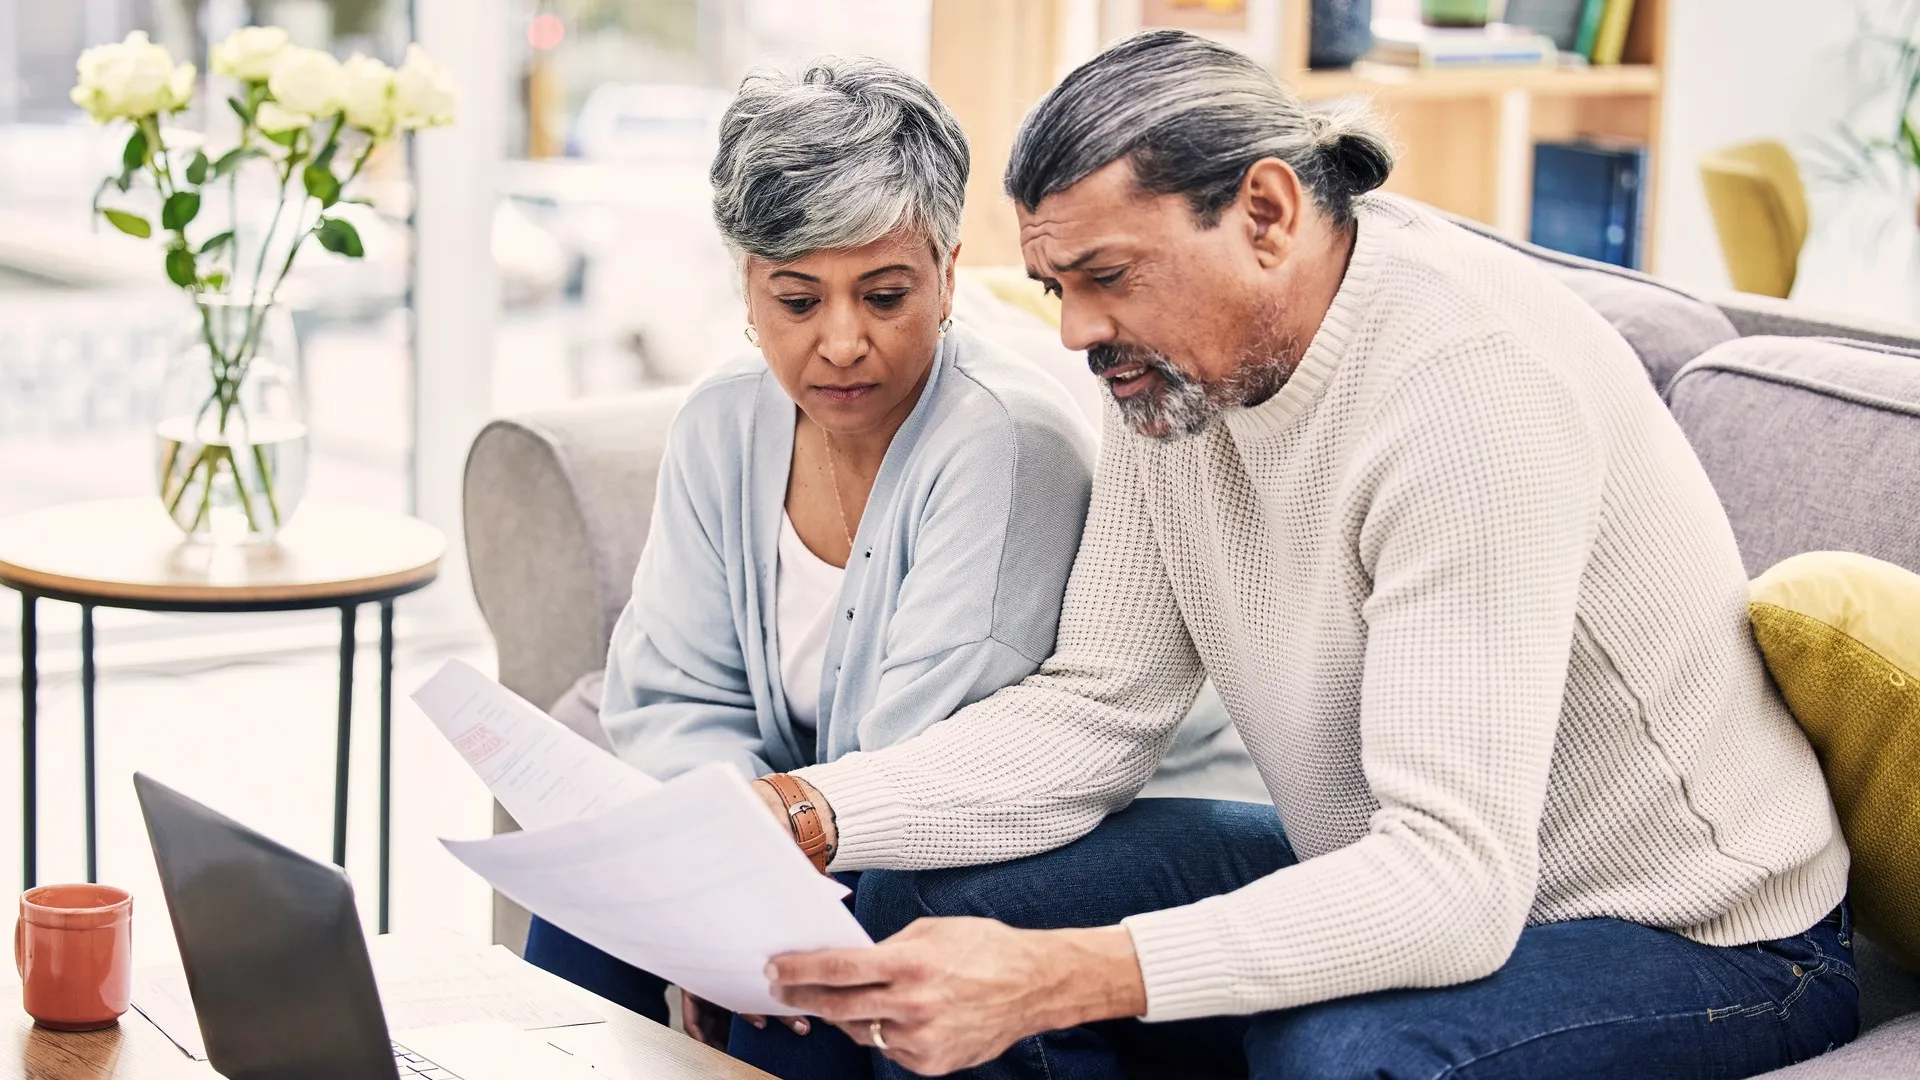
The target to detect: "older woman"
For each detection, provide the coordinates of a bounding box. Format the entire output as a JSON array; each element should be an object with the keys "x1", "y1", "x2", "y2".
[{"x1": 523, "y1": 55, "x2": 1260, "y2": 1076}]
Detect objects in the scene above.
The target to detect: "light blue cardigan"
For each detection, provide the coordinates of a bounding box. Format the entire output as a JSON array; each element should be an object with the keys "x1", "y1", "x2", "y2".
[{"x1": 603, "y1": 323, "x2": 1263, "y2": 799}]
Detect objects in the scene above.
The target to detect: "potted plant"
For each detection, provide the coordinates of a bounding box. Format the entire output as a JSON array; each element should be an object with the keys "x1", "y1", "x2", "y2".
[
  {"x1": 1781, "y1": 0, "x2": 1920, "y2": 323},
  {"x1": 1805, "y1": 3, "x2": 1920, "y2": 223},
  {"x1": 70, "y1": 27, "x2": 455, "y2": 542}
]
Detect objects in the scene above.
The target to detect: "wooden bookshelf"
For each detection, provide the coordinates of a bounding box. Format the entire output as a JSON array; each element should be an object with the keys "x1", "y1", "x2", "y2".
[
  {"x1": 928, "y1": 0, "x2": 1063, "y2": 267},
  {"x1": 927, "y1": 0, "x2": 1669, "y2": 269},
  {"x1": 1278, "y1": 0, "x2": 1669, "y2": 267},
  {"x1": 1290, "y1": 61, "x2": 1661, "y2": 101}
]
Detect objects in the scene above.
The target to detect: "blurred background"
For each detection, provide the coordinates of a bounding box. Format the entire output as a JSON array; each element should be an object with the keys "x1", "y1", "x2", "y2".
[{"x1": 2, "y1": 0, "x2": 1917, "y2": 957}]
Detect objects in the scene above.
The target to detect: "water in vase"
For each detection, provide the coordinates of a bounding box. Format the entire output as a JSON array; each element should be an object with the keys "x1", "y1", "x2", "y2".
[{"x1": 155, "y1": 416, "x2": 309, "y2": 544}]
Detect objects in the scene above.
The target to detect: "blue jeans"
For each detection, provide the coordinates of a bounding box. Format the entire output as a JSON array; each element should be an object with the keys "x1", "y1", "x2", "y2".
[
  {"x1": 524, "y1": 894, "x2": 874, "y2": 1080},
  {"x1": 768, "y1": 798, "x2": 1858, "y2": 1080}
]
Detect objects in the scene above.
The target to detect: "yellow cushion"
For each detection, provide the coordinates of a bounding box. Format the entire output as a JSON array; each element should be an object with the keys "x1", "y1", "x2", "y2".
[{"x1": 1750, "y1": 550, "x2": 1920, "y2": 970}]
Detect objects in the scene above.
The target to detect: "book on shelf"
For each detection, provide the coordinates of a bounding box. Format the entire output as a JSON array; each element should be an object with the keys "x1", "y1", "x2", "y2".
[
  {"x1": 1590, "y1": 0, "x2": 1638, "y2": 65},
  {"x1": 1368, "y1": 19, "x2": 1557, "y2": 69},
  {"x1": 1503, "y1": 0, "x2": 1589, "y2": 52},
  {"x1": 1573, "y1": 0, "x2": 1608, "y2": 58},
  {"x1": 1530, "y1": 140, "x2": 1649, "y2": 270}
]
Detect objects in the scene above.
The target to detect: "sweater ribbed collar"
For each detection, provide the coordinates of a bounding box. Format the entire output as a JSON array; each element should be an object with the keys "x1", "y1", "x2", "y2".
[{"x1": 1223, "y1": 196, "x2": 1388, "y2": 442}]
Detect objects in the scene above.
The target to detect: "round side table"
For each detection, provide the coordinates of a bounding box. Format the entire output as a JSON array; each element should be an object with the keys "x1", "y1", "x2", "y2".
[{"x1": 0, "y1": 498, "x2": 444, "y2": 933}]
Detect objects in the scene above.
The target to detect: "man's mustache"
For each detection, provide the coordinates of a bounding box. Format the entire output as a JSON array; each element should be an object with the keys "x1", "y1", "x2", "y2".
[{"x1": 1087, "y1": 342, "x2": 1187, "y2": 383}]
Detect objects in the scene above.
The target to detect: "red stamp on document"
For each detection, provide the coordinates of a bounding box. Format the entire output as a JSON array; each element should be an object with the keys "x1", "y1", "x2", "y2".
[{"x1": 453, "y1": 724, "x2": 508, "y2": 763}]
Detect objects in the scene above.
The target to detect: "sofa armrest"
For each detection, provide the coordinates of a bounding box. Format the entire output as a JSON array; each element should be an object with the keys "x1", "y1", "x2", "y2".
[
  {"x1": 1706, "y1": 289, "x2": 1920, "y2": 351},
  {"x1": 463, "y1": 387, "x2": 690, "y2": 717}
]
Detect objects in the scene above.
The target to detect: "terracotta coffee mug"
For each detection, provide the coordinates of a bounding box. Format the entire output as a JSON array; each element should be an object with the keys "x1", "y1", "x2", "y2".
[{"x1": 15, "y1": 884, "x2": 133, "y2": 1031}]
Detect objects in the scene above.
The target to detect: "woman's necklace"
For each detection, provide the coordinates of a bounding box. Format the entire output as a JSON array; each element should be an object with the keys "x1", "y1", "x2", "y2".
[{"x1": 820, "y1": 429, "x2": 856, "y2": 551}]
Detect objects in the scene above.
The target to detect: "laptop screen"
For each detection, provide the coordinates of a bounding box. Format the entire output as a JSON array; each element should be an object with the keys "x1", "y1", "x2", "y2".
[{"x1": 135, "y1": 773, "x2": 400, "y2": 1080}]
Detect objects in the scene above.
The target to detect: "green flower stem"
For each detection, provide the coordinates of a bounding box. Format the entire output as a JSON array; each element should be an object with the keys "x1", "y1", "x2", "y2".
[
  {"x1": 252, "y1": 116, "x2": 347, "y2": 322},
  {"x1": 158, "y1": 436, "x2": 181, "y2": 496},
  {"x1": 248, "y1": 144, "x2": 298, "y2": 303},
  {"x1": 140, "y1": 117, "x2": 174, "y2": 200},
  {"x1": 162, "y1": 431, "x2": 272, "y2": 537},
  {"x1": 226, "y1": 446, "x2": 261, "y2": 533},
  {"x1": 232, "y1": 120, "x2": 330, "y2": 385},
  {"x1": 192, "y1": 452, "x2": 214, "y2": 532},
  {"x1": 163, "y1": 443, "x2": 206, "y2": 518},
  {"x1": 251, "y1": 442, "x2": 283, "y2": 527}
]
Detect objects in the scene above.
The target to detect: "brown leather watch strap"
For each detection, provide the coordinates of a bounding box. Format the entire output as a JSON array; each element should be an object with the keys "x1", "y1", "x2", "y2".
[{"x1": 763, "y1": 773, "x2": 831, "y2": 874}]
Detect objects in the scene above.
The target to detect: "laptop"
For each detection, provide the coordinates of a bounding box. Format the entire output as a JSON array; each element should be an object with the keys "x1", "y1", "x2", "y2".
[{"x1": 134, "y1": 772, "x2": 602, "y2": 1080}]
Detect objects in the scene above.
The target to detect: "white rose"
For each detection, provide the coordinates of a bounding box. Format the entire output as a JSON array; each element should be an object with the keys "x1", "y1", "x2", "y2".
[
  {"x1": 253, "y1": 100, "x2": 311, "y2": 135},
  {"x1": 338, "y1": 54, "x2": 395, "y2": 137},
  {"x1": 392, "y1": 45, "x2": 456, "y2": 130},
  {"x1": 266, "y1": 46, "x2": 343, "y2": 122},
  {"x1": 168, "y1": 62, "x2": 197, "y2": 110},
  {"x1": 211, "y1": 26, "x2": 288, "y2": 82},
  {"x1": 69, "y1": 32, "x2": 194, "y2": 122}
]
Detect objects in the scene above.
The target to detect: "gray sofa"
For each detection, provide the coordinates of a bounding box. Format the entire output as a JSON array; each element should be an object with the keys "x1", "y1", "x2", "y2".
[{"x1": 463, "y1": 229, "x2": 1920, "y2": 1075}]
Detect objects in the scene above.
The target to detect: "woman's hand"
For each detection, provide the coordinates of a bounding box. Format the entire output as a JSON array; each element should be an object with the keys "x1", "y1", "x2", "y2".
[
  {"x1": 684, "y1": 989, "x2": 815, "y2": 1045},
  {"x1": 680, "y1": 989, "x2": 733, "y2": 1048},
  {"x1": 699, "y1": 772, "x2": 826, "y2": 1048},
  {"x1": 687, "y1": 983, "x2": 814, "y2": 1045}
]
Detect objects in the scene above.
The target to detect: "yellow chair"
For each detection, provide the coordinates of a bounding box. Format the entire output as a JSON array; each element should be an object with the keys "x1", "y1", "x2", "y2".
[{"x1": 1700, "y1": 140, "x2": 1809, "y2": 299}]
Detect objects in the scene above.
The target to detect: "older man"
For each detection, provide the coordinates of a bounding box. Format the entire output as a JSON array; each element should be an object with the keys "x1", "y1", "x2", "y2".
[{"x1": 749, "y1": 30, "x2": 1856, "y2": 1080}]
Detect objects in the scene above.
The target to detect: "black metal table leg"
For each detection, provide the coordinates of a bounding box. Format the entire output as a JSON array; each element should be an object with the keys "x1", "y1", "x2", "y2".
[
  {"x1": 20, "y1": 593, "x2": 36, "y2": 891},
  {"x1": 378, "y1": 600, "x2": 394, "y2": 934},
  {"x1": 81, "y1": 604, "x2": 97, "y2": 884},
  {"x1": 333, "y1": 604, "x2": 357, "y2": 868}
]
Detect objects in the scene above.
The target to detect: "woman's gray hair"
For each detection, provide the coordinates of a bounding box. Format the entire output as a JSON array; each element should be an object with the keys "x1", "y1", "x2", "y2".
[
  {"x1": 1006, "y1": 30, "x2": 1394, "y2": 228},
  {"x1": 710, "y1": 56, "x2": 969, "y2": 264}
]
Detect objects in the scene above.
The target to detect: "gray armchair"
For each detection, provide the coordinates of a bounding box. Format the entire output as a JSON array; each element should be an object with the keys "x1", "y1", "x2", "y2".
[
  {"x1": 464, "y1": 387, "x2": 684, "y2": 949},
  {"x1": 466, "y1": 388, "x2": 685, "y2": 720}
]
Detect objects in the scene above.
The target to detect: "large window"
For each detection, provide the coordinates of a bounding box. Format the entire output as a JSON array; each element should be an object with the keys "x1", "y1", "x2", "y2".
[{"x1": 490, "y1": 0, "x2": 931, "y2": 413}]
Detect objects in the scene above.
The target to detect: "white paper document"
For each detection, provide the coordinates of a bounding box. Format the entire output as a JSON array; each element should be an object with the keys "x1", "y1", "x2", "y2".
[
  {"x1": 411, "y1": 658, "x2": 659, "y2": 832},
  {"x1": 442, "y1": 762, "x2": 872, "y2": 1016},
  {"x1": 134, "y1": 937, "x2": 605, "y2": 1061}
]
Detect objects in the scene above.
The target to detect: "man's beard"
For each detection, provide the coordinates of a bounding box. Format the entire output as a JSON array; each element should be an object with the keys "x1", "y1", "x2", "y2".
[{"x1": 1087, "y1": 335, "x2": 1294, "y2": 442}]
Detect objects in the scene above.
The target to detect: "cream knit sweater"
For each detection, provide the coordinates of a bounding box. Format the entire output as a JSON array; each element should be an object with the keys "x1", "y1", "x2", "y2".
[{"x1": 795, "y1": 195, "x2": 1849, "y2": 1023}]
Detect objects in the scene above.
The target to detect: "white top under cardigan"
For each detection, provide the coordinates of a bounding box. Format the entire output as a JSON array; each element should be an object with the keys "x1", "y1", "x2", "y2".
[
  {"x1": 776, "y1": 513, "x2": 844, "y2": 730},
  {"x1": 798, "y1": 195, "x2": 1848, "y2": 1022},
  {"x1": 601, "y1": 323, "x2": 1262, "y2": 800}
]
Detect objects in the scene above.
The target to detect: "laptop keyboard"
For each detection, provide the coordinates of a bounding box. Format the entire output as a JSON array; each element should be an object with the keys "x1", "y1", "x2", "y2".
[{"x1": 392, "y1": 1040, "x2": 465, "y2": 1079}]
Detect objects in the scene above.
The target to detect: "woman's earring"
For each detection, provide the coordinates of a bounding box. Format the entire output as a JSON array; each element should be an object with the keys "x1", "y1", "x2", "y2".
[
  {"x1": 744, "y1": 325, "x2": 760, "y2": 346},
  {"x1": 938, "y1": 317, "x2": 954, "y2": 338}
]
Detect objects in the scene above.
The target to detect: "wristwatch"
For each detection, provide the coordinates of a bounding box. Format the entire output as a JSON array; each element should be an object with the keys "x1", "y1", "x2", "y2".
[{"x1": 761, "y1": 773, "x2": 832, "y2": 874}]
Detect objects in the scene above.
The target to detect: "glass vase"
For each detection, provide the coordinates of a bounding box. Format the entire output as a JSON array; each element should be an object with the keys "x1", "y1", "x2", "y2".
[{"x1": 154, "y1": 296, "x2": 308, "y2": 544}]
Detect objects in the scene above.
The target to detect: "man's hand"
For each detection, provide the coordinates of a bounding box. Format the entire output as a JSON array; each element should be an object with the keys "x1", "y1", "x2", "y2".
[
  {"x1": 766, "y1": 917, "x2": 1147, "y2": 1076},
  {"x1": 752, "y1": 774, "x2": 838, "y2": 861}
]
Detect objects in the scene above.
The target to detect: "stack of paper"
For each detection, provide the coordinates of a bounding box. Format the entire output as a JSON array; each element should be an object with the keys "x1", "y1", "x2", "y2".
[
  {"x1": 1368, "y1": 20, "x2": 1557, "y2": 69},
  {"x1": 412, "y1": 659, "x2": 662, "y2": 831},
  {"x1": 412, "y1": 661, "x2": 873, "y2": 1016}
]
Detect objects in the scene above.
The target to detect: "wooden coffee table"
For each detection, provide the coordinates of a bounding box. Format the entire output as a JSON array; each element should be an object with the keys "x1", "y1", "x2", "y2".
[
  {"x1": 0, "y1": 944, "x2": 774, "y2": 1079},
  {"x1": 0, "y1": 499, "x2": 445, "y2": 932}
]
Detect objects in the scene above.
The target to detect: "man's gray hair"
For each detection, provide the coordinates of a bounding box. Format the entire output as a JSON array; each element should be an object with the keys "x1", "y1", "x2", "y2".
[
  {"x1": 1006, "y1": 30, "x2": 1394, "y2": 228},
  {"x1": 710, "y1": 56, "x2": 969, "y2": 263}
]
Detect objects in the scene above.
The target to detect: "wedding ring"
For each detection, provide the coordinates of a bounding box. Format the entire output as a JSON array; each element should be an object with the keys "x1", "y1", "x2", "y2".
[{"x1": 869, "y1": 1018, "x2": 889, "y2": 1051}]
